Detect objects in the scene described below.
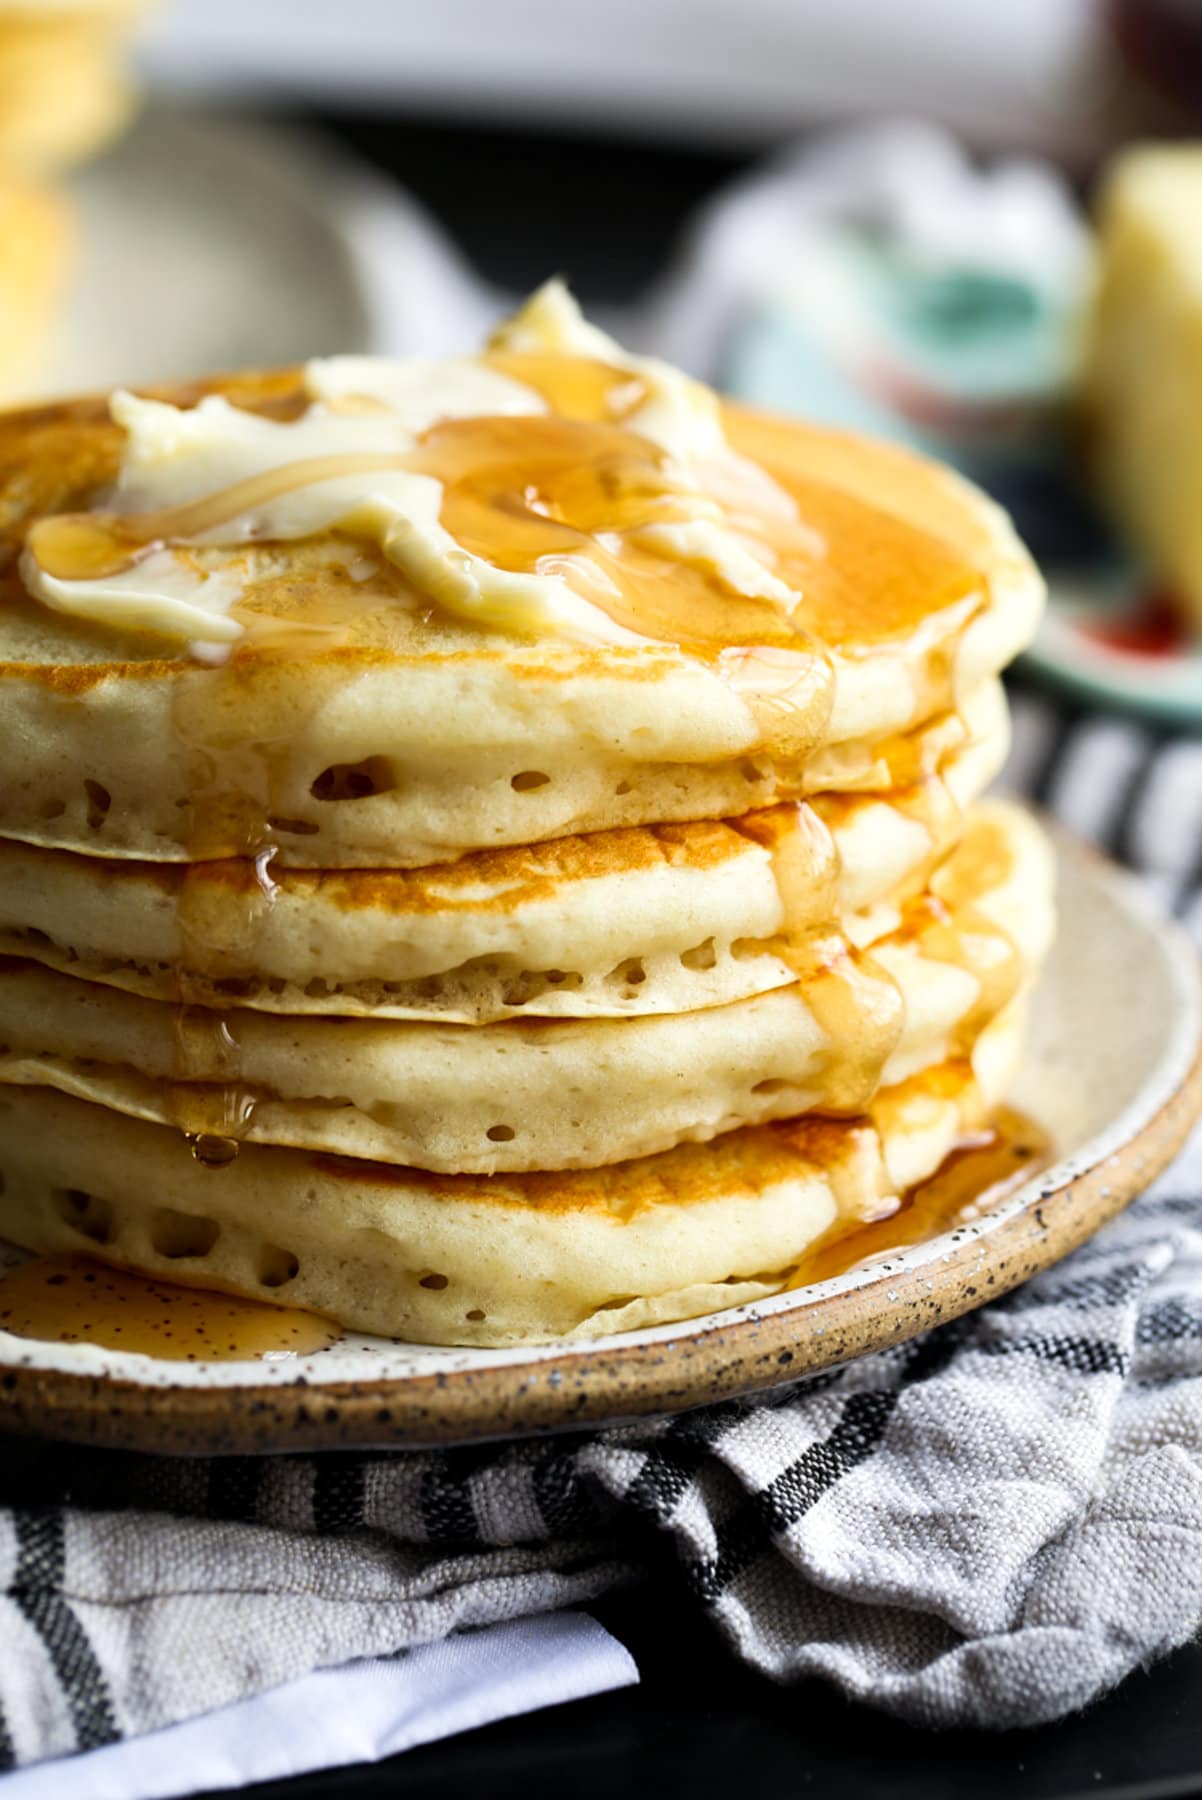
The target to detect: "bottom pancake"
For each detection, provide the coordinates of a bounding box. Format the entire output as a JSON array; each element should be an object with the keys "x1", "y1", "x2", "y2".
[{"x1": 0, "y1": 1000, "x2": 1025, "y2": 1347}]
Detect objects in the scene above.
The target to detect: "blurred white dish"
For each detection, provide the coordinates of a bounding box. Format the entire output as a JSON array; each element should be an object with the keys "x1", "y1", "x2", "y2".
[{"x1": 20, "y1": 108, "x2": 491, "y2": 400}]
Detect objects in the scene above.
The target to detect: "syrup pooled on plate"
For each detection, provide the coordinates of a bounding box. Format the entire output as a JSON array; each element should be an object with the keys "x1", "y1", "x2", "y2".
[
  {"x1": 790, "y1": 1104, "x2": 1052, "y2": 1288},
  {"x1": 0, "y1": 1255, "x2": 340, "y2": 1360}
]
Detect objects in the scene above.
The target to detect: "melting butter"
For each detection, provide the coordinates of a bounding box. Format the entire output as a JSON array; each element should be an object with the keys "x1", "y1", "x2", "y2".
[
  {"x1": 489, "y1": 278, "x2": 727, "y2": 463},
  {"x1": 20, "y1": 282, "x2": 817, "y2": 659},
  {"x1": 25, "y1": 395, "x2": 640, "y2": 649},
  {"x1": 303, "y1": 354, "x2": 546, "y2": 430},
  {"x1": 491, "y1": 281, "x2": 817, "y2": 574}
]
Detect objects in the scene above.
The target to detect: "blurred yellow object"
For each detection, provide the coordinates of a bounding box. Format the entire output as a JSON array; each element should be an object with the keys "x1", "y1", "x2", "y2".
[
  {"x1": 0, "y1": 4, "x2": 150, "y2": 174},
  {"x1": 1084, "y1": 144, "x2": 1202, "y2": 627},
  {"x1": 0, "y1": 3, "x2": 150, "y2": 397},
  {"x1": 0, "y1": 180, "x2": 72, "y2": 394}
]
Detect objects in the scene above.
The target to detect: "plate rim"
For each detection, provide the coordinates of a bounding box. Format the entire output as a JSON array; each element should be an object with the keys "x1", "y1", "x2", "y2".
[{"x1": 2, "y1": 830, "x2": 1200, "y2": 1455}]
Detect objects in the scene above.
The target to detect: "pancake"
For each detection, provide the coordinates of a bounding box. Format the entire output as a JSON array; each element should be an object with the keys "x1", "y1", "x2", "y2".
[
  {"x1": 0, "y1": 804, "x2": 1053, "y2": 1171},
  {"x1": 0, "y1": 288, "x2": 1043, "y2": 867},
  {"x1": 0, "y1": 680, "x2": 1007, "y2": 1020},
  {"x1": 0, "y1": 290, "x2": 1053, "y2": 1353},
  {"x1": 0, "y1": 999, "x2": 1026, "y2": 1346}
]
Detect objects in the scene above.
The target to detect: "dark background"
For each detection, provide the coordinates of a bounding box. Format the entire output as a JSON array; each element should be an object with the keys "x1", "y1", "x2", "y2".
[{"x1": 318, "y1": 112, "x2": 748, "y2": 305}]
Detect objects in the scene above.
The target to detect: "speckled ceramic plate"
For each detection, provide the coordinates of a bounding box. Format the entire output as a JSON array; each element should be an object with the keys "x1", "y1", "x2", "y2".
[{"x1": 1, "y1": 823, "x2": 1199, "y2": 1456}]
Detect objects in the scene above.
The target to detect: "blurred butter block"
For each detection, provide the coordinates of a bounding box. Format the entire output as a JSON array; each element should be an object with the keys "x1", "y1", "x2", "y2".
[
  {"x1": 0, "y1": 179, "x2": 71, "y2": 393},
  {"x1": 1083, "y1": 144, "x2": 1202, "y2": 627}
]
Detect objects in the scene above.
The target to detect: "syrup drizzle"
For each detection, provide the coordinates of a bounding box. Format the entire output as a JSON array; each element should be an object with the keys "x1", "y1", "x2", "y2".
[
  {"x1": 25, "y1": 452, "x2": 418, "y2": 583},
  {"x1": 730, "y1": 776, "x2": 1017, "y2": 1119}
]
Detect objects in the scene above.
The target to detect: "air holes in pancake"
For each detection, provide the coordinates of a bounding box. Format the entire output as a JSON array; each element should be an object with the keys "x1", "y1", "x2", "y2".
[
  {"x1": 311, "y1": 757, "x2": 396, "y2": 802},
  {"x1": 731, "y1": 938, "x2": 763, "y2": 962},
  {"x1": 150, "y1": 1208, "x2": 220, "y2": 1258},
  {"x1": 486, "y1": 1124, "x2": 515, "y2": 1143},
  {"x1": 680, "y1": 938, "x2": 717, "y2": 972},
  {"x1": 466, "y1": 1308, "x2": 486, "y2": 1322},
  {"x1": 54, "y1": 1188, "x2": 114, "y2": 1244},
  {"x1": 305, "y1": 978, "x2": 331, "y2": 999},
  {"x1": 614, "y1": 780, "x2": 632, "y2": 796},
  {"x1": 607, "y1": 957, "x2": 646, "y2": 988},
  {"x1": 267, "y1": 817, "x2": 319, "y2": 837},
  {"x1": 257, "y1": 1245, "x2": 299, "y2": 1288},
  {"x1": 213, "y1": 977, "x2": 254, "y2": 998},
  {"x1": 38, "y1": 798, "x2": 66, "y2": 820},
  {"x1": 752, "y1": 1078, "x2": 793, "y2": 1095},
  {"x1": 510, "y1": 770, "x2": 550, "y2": 792},
  {"x1": 419, "y1": 1272, "x2": 449, "y2": 1290},
  {"x1": 739, "y1": 759, "x2": 766, "y2": 783},
  {"x1": 83, "y1": 780, "x2": 111, "y2": 830}
]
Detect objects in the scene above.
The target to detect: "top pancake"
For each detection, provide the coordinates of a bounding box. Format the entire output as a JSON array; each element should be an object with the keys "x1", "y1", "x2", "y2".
[{"x1": 0, "y1": 302, "x2": 1043, "y2": 867}]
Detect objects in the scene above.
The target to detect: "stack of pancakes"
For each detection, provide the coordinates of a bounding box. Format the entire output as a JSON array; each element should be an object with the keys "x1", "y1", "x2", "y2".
[
  {"x1": 0, "y1": 289, "x2": 1054, "y2": 1346},
  {"x1": 0, "y1": 0, "x2": 151, "y2": 392}
]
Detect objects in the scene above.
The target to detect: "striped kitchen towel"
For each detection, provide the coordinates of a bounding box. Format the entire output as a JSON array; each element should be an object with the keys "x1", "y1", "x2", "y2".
[{"x1": 3, "y1": 680, "x2": 1202, "y2": 1764}]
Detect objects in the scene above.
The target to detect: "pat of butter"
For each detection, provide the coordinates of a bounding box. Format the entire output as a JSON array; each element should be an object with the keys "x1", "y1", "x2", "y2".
[
  {"x1": 1083, "y1": 146, "x2": 1202, "y2": 625},
  {"x1": 303, "y1": 355, "x2": 547, "y2": 431},
  {"x1": 490, "y1": 279, "x2": 728, "y2": 463},
  {"x1": 29, "y1": 394, "x2": 638, "y2": 649},
  {"x1": 29, "y1": 549, "x2": 247, "y2": 657},
  {"x1": 110, "y1": 391, "x2": 415, "y2": 520},
  {"x1": 22, "y1": 283, "x2": 806, "y2": 656}
]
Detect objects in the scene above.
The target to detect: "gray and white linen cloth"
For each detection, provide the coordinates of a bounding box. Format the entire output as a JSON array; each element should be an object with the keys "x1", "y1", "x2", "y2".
[{"x1": 4, "y1": 681, "x2": 1202, "y2": 1766}]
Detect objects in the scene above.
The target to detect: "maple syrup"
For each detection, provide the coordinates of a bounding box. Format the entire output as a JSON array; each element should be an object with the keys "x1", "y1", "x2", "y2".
[
  {"x1": 726, "y1": 786, "x2": 1019, "y2": 1117},
  {"x1": 25, "y1": 452, "x2": 416, "y2": 583},
  {"x1": 790, "y1": 1104, "x2": 1051, "y2": 1287},
  {"x1": 0, "y1": 1255, "x2": 340, "y2": 1360}
]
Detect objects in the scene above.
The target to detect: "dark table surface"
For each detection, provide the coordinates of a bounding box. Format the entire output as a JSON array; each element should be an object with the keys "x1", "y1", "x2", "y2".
[
  {"x1": 174, "y1": 109, "x2": 1189, "y2": 1800},
  {"x1": 194, "y1": 1581, "x2": 1202, "y2": 1800}
]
